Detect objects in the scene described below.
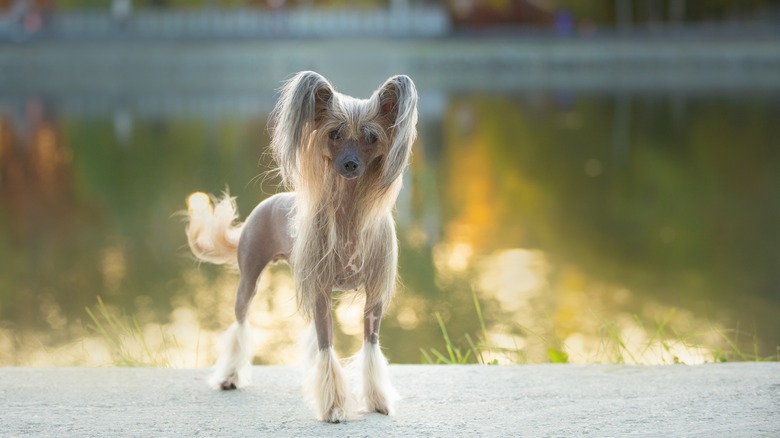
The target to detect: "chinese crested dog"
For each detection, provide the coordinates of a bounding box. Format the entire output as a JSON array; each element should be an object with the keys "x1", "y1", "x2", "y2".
[{"x1": 185, "y1": 71, "x2": 417, "y2": 422}]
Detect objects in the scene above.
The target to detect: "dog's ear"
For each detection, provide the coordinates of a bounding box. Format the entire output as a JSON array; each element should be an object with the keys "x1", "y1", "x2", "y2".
[
  {"x1": 375, "y1": 75, "x2": 418, "y2": 189},
  {"x1": 270, "y1": 71, "x2": 334, "y2": 189}
]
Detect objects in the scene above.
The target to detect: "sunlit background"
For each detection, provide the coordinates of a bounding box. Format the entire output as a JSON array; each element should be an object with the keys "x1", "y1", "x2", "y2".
[{"x1": 1, "y1": 0, "x2": 779, "y2": 367}]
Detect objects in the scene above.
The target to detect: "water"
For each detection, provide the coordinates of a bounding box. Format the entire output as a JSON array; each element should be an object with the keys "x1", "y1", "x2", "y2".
[{"x1": 1, "y1": 51, "x2": 778, "y2": 366}]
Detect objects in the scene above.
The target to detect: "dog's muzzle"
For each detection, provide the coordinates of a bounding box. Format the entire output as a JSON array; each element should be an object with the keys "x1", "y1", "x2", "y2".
[{"x1": 336, "y1": 150, "x2": 362, "y2": 179}]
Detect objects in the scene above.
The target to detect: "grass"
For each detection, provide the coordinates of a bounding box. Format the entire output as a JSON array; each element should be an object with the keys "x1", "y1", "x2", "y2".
[
  {"x1": 86, "y1": 295, "x2": 776, "y2": 367},
  {"x1": 711, "y1": 322, "x2": 774, "y2": 362},
  {"x1": 420, "y1": 291, "x2": 500, "y2": 365},
  {"x1": 85, "y1": 296, "x2": 182, "y2": 367},
  {"x1": 420, "y1": 291, "x2": 777, "y2": 365},
  {"x1": 419, "y1": 312, "x2": 480, "y2": 365}
]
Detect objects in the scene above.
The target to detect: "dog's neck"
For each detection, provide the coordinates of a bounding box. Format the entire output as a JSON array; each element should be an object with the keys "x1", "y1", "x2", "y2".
[
  {"x1": 297, "y1": 172, "x2": 394, "y2": 243},
  {"x1": 332, "y1": 179, "x2": 363, "y2": 230}
]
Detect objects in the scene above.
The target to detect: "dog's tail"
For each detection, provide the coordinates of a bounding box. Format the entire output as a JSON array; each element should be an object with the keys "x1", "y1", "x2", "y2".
[{"x1": 185, "y1": 192, "x2": 243, "y2": 266}]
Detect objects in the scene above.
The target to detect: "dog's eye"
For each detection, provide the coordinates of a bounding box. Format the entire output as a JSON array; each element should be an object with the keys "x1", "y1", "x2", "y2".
[
  {"x1": 329, "y1": 129, "x2": 341, "y2": 141},
  {"x1": 365, "y1": 132, "x2": 377, "y2": 145}
]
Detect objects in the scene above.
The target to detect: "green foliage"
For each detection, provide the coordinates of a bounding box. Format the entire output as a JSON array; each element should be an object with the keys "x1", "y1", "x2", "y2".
[{"x1": 546, "y1": 348, "x2": 569, "y2": 364}]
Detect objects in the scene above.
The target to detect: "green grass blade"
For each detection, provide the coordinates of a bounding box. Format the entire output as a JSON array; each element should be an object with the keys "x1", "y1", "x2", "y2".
[
  {"x1": 434, "y1": 312, "x2": 457, "y2": 363},
  {"x1": 430, "y1": 348, "x2": 451, "y2": 364},
  {"x1": 465, "y1": 333, "x2": 485, "y2": 365},
  {"x1": 471, "y1": 289, "x2": 490, "y2": 357},
  {"x1": 420, "y1": 348, "x2": 435, "y2": 364}
]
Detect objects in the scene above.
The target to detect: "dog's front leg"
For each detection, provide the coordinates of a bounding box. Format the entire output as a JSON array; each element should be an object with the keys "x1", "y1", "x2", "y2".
[
  {"x1": 306, "y1": 291, "x2": 351, "y2": 423},
  {"x1": 357, "y1": 302, "x2": 398, "y2": 415}
]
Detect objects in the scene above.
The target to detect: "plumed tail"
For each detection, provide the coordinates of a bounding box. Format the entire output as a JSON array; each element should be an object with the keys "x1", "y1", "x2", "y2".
[{"x1": 185, "y1": 192, "x2": 243, "y2": 266}]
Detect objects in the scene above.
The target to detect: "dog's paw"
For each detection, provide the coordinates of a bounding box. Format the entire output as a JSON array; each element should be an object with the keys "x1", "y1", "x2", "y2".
[
  {"x1": 318, "y1": 388, "x2": 353, "y2": 423},
  {"x1": 365, "y1": 393, "x2": 394, "y2": 416},
  {"x1": 324, "y1": 406, "x2": 348, "y2": 423},
  {"x1": 369, "y1": 402, "x2": 390, "y2": 416},
  {"x1": 210, "y1": 368, "x2": 250, "y2": 390},
  {"x1": 218, "y1": 371, "x2": 239, "y2": 390}
]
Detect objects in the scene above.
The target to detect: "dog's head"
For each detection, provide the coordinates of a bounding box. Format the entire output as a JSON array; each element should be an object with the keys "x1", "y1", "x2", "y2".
[{"x1": 270, "y1": 71, "x2": 418, "y2": 191}]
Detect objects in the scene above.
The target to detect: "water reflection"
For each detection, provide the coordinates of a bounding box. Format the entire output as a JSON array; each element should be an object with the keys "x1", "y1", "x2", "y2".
[{"x1": 1, "y1": 90, "x2": 778, "y2": 366}]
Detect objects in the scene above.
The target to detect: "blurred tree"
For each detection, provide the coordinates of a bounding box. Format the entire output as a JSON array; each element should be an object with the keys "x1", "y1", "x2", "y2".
[
  {"x1": 397, "y1": 90, "x2": 780, "y2": 361},
  {"x1": 436, "y1": 93, "x2": 780, "y2": 348}
]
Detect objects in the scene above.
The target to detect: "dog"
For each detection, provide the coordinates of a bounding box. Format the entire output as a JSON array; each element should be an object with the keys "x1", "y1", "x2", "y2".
[{"x1": 184, "y1": 71, "x2": 418, "y2": 423}]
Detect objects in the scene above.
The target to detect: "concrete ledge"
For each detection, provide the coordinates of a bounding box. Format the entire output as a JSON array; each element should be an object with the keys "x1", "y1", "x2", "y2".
[
  {"x1": 1, "y1": 364, "x2": 778, "y2": 436},
  {"x1": 2, "y1": 38, "x2": 780, "y2": 96}
]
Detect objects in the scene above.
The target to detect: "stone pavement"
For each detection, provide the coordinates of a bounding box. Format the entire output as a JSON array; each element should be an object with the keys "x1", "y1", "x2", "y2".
[{"x1": 1, "y1": 364, "x2": 778, "y2": 437}]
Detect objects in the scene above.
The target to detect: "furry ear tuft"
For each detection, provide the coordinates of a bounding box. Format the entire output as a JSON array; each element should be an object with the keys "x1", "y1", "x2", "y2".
[
  {"x1": 270, "y1": 71, "x2": 334, "y2": 190},
  {"x1": 375, "y1": 75, "x2": 418, "y2": 189}
]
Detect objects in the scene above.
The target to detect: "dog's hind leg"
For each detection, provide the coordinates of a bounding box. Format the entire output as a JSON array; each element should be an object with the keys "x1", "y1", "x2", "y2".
[
  {"x1": 305, "y1": 292, "x2": 352, "y2": 423},
  {"x1": 208, "y1": 263, "x2": 265, "y2": 390},
  {"x1": 356, "y1": 303, "x2": 398, "y2": 415},
  {"x1": 208, "y1": 194, "x2": 293, "y2": 390}
]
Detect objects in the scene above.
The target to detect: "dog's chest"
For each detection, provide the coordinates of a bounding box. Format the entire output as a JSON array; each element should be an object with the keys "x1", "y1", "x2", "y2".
[{"x1": 334, "y1": 240, "x2": 363, "y2": 290}]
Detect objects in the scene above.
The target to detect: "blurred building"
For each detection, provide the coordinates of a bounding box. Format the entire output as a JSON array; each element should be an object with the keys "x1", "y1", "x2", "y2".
[
  {"x1": 448, "y1": 0, "x2": 554, "y2": 29},
  {"x1": 2, "y1": 0, "x2": 451, "y2": 40},
  {"x1": 2, "y1": 1, "x2": 780, "y2": 41}
]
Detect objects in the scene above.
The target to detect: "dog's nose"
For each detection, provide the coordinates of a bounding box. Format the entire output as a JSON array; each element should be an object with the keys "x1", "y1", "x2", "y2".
[{"x1": 343, "y1": 160, "x2": 359, "y2": 173}]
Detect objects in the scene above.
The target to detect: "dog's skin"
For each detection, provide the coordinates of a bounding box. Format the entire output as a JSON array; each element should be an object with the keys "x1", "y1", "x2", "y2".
[{"x1": 185, "y1": 71, "x2": 418, "y2": 422}]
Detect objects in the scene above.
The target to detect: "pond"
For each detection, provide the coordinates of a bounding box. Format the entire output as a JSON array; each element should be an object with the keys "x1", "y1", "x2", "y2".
[{"x1": 1, "y1": 51, "x2": 778, "y2": 367}]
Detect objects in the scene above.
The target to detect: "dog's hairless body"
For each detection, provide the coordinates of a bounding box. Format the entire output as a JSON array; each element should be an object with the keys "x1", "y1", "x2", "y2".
[
  {"x1": 235, "y1": 191, "x2": 383, "y2": 350},
  {"x1": 231, "y1": 193, "x2": 294, "y2": 324}
]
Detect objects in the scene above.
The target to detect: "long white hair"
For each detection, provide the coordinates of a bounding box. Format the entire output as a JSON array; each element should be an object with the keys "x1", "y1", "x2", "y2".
[{"x1": 268, "y1": 71, "x2": 418, "y2": 319}]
